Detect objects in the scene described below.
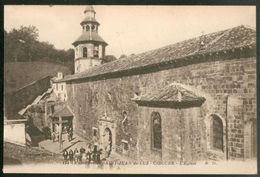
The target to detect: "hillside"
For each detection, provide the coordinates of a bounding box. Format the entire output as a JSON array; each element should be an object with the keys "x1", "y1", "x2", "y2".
[{"x1": 4, "y1": 62, "x2": 72, "y2": 93}]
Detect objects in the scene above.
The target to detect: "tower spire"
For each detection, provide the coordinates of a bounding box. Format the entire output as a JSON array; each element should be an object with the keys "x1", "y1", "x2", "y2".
[
  {"x1": 72, "y1": 6, "x2": 108, "y2": 74},
  {"x1": 84, "y1": 5, "x2": 96, "y2": 14}
]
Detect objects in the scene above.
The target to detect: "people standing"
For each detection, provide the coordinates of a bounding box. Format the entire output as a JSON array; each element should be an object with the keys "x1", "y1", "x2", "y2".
[
  {"x1": 79, "y1": 146, "x2": 85, "y2": 164},
  {"x1": 74, "y1": 148, "x2": 79, "y2": 163},
  {"x1": 69, "y1": 128, "x2": 73, "y2": 142},
  {"x1": 67, "y1": 129, "x2": 70, "y2": 142},
  {"x1": 52, "y1": 132, "x2": 56, "y2": 142},
  {"x1": 96, "y1": 148, "x2": 103, "y2": 164},
  {"x1": 92, "y1": 145, "x2": 98, "y2": 164},
  {"x1": 62, "y1": 149, "x2": 69, "y2": 164},
  {"x1": 68, "y1": 149, "x2": 74, "y2": 164},
  {"x1": 86, "y1": 144, "x2": 92, "y2": 164}
]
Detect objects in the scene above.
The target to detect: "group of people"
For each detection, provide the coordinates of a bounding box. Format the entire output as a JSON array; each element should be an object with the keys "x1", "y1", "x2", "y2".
[
  {"x1": 67, "y1": 127, "x2": 73, "y2": 142},
  {"x1": 62, "y1": 144, "x2": 104, "y2": 164},
  {"x1": 52, "y1": 125, "x2": 73, "y2": 142}
]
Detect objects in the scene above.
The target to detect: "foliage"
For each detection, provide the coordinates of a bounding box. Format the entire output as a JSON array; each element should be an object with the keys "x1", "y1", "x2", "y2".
[
  {"x1": 4, "y1": 25, "x2": 74, "y2": 71},
  {"x1": 119, "y1": 54, "x2": 127, "y2": 59},
  {"x1": 101, "y1": 55, "x2": 117, "y2": 64}
]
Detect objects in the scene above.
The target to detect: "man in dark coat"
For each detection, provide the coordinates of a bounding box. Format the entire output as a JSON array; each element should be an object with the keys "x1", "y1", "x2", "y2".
[
  {"x1": 86, "y1": 144, "x2": 92, "y2": 164},
  {"x1": 96, "y1": 148, "x2": 103, "y2": 164},
  {"x1": 63, "y1": 149, "x2": 69, "y2": 164},
  {"x1": 79, "y1": 147, "x2": 85, "y2": 163},
  {"x1": 68, "y1": 149, "x2": 74, "y2": 164}
]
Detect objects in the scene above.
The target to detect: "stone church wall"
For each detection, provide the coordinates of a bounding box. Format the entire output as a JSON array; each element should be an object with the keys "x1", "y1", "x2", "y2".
[{"x1": 66, "y1": 56, "x2": 256, "y2": 161}]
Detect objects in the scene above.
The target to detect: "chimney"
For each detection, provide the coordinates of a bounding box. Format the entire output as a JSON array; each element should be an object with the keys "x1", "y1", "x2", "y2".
[{"x1": 57, "y1": 72, "x2": 63, "y2": 80}]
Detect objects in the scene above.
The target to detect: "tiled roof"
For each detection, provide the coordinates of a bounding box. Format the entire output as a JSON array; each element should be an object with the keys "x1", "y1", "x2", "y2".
[
  {"x1": 132, "y1": 83, "x2": 205, "y2": 108},
  {"x1": 72, "y1": 32, "x2": 108, "y2": 46},
  {"x1": 62, "y1": 25, "x2": 255, "y2": 82},
  {"x1": 52, "y1": 106, "x2": 73, "y2": 117}
]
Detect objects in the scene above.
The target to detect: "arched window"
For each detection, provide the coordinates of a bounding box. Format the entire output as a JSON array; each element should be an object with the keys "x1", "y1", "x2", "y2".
[
  {"x1": 151, "y1": 112, "x2": 162, "y2": 150},
  {"x1": 83, "y1": 47, "x2": 88, "y2": 58},
  {"x1": 91, "y1": 24, "x2": 95, "y2": 31},
  {"x1": 86, "y1": 25, "x2": 90, "y2": 31},
  {"x1": 212, "y1": 115, "x2": 223, "y2": 151}
]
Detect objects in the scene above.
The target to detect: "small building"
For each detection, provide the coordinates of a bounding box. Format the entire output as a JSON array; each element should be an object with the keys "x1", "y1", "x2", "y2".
[
  {"x1": 50, "y1": 105, "x2": 74, "y2": 134},
  {"x1": 4, "y1": 118, "x2": 28, "y2": 146},
  {"x1": 52, "y1": 72, "x2": 67, "y2": 102}
]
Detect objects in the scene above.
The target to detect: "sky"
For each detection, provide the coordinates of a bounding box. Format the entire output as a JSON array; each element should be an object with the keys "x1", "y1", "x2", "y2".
[{"x1": 4, "y1": 5, "x2": 256, "y2": 58}]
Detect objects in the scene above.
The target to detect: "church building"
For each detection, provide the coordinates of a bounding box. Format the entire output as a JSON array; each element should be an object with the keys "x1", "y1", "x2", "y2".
[{"x1": 58, "y1": 6, "x2": 256, "y2": 163}]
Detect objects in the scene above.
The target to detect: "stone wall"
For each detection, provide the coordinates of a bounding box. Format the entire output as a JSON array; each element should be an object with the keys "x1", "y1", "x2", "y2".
[
  {"x1": 4, "y1": 120, "x2": 26, "y2": 146},
  {"x1": 66, "y1": 56, "x2": 256, "y2": 161}
]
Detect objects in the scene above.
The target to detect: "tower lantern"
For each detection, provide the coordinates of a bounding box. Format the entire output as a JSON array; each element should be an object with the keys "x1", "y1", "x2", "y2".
[{"x1": 73, "y1": 5, "x2": 108, "y2": 73}]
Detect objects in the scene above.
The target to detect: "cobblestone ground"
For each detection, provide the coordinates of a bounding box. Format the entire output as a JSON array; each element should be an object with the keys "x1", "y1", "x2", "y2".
[
  {"x1": 39, "y1": 133, "x2": 88, "y2": 154},
  {"x1": 4, "y1": 133, "x2": 132, "y2": 166}
]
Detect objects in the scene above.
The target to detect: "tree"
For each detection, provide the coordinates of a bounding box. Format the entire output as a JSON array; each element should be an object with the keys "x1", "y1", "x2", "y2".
[
  {"x1": 4, "y1": 30, "x2": 11, "y2": 62},
  {"x1": 5, "y1": 25, "x2": 39, "y2": 62},
  {"x1": 102, "y1": 55, "x2": 117, "y2": 64},
  {"x1": 4, "y1": 25, "x2": 74, "y2": 72},
  {"x1": 119, "y1": 54, "x2": 127, "y2": 59}
]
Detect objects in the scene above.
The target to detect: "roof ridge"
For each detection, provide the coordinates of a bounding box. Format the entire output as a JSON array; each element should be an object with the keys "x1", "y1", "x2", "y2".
[
  {"x1": 170, "y1": 82, "x2": 205, "y2": 97},
  {"x1": 62, "y1": 25, "x2": 255, "y2": 83},
  {"x1": 201, "y1": 28, "x2": 232, "y2": 50}
]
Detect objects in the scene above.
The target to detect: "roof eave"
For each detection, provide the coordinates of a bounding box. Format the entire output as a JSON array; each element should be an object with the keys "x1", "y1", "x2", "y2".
[
  {"x1": 66, "y1": 43, "x2": 256, "y2": 82},
  {"x1": 133, "y1": 98, "x2": 206, "y2": 109},
  {"x1": 80, "y1": 21, "x2": 100, "y2": 26},
  {"x1": 72, "y1": 40, "x2": 108, "y2": 47}
]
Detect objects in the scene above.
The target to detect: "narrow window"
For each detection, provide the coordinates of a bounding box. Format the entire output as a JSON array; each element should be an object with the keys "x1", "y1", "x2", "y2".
[
  {"x1": 212, "y1": 115, "x2": 224, "y2": 151},
  {"x1": 86, "y1": 25, "x2": 90, "y2": 31},
  {"x1": 94, "y1": 45, "x2": 99, "y2": 57},
  {"x1": 83, "y1": 47, "x2": 88, "y2": 58},
  {"x1": 91, "y1": 24, "x2": 95, "y2": 31},
  {"x1": 79, "y1": 105, "x2": 82, "y2": 115},
  {"x1": 151, "y1": 112, "x2": 162, "y2": 150},
  {"x1": 51, "y1": 105, "x2": 55, "y2": 114},
  {"x1": 92, "y1": 127, "x2": 98, "y2": 137}
]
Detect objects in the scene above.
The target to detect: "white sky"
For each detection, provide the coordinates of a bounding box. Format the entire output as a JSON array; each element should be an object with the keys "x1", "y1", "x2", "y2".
[{"x1": 4, "y1": 5, "x2": 256, "y2": 58}]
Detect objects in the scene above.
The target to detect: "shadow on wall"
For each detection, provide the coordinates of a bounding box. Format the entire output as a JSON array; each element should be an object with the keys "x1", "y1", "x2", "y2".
[{"x1": 25, "y1": 116, "x2": 51, "y2": 147}]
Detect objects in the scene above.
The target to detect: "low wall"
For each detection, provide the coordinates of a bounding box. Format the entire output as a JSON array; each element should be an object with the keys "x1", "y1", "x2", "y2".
[{"x1": 4, "y1": 119, "x2": 27, "y2": 146}]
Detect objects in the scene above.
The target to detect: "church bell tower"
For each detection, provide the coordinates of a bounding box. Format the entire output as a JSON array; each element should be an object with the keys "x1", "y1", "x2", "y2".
[{"x1": 73, "y1": 6, "x2": 108, "y2": 73}]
